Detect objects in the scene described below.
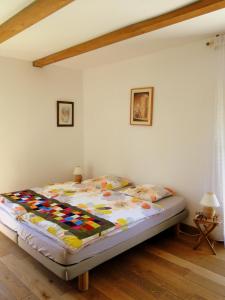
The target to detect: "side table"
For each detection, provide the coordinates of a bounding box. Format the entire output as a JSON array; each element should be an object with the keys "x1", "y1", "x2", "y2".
[{"x1": 193, "y1": 213, "x2": 221, "y2": 255}]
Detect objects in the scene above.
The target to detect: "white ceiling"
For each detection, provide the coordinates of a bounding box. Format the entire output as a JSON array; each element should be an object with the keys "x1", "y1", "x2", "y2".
[
  {"x1": 0, "y1": 0, "x2": 34, "y2": 24},
  {"x1": 0, "y1": 0, "x2": 225, "y2": 70}
]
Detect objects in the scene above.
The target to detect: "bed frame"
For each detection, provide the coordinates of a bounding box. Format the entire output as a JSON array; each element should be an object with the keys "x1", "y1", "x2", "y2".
[{"x1": 0, "y1": 209, "x2": 188, "y2": 291}]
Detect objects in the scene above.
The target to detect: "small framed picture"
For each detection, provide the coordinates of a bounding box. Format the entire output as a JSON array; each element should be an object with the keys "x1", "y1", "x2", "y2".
[
  {"x1": 130, "y1": 87, "x2": 154, "y2": 126},
  {"x1": 57, "y1": 101, "x2": 74, "y2": 127}
]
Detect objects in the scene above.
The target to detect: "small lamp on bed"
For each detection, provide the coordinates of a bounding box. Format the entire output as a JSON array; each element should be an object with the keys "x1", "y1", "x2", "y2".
[
  {"x1": 73, "y1": 166, "x2": 83, "y2": 184},
  {"x1": 200, "y1": 192, "x2": 220, "y2": 219}
]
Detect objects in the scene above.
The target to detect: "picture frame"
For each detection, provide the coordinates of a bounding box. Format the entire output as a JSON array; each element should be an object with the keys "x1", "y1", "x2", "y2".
[
  {"x1": 130, "y1": 87, "x2": 154, "y2": 126},
  {"x1": 57, "y1": 101, "x2": 74, "y2": 127}
]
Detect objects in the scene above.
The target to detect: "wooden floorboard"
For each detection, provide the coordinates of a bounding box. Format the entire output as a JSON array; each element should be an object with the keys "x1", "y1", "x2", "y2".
[{"x1": 0, "y1": 230, "x2": 225, "y2": 300}]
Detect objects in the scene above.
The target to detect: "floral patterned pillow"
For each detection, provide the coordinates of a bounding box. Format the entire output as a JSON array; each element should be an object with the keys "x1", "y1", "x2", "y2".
[
  {"x1": 82, "y1": 175, "x2": 132, "y2": 191},
  {"x1": 123, "y1": 184, "x2": 175, "y2": 202}
]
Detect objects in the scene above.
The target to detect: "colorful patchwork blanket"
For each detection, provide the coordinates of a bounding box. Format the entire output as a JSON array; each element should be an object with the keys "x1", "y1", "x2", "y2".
[
  {"x1": 0, "y1": 182, "x2": 164, "y2": 252},
  {"x1": 2, "y1": 190, "x2": 114, "y2": 239}
]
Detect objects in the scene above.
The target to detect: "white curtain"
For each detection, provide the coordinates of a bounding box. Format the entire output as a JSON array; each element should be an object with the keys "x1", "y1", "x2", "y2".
[{"x1": 212, "y1": 35, "x2": 225, "y2": 241}]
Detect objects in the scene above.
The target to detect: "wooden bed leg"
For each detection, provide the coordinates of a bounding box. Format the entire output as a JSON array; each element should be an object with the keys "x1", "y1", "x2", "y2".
[{"x1": 78, "y1": 272, "x2": 89, "y2": 291}]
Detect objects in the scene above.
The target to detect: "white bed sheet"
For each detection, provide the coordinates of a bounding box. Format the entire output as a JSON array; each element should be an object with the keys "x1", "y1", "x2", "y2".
[
  {"x1": 16, "y1": 196, "x2": 185, "y2": 265},
  {"x1": 0, "y1": 208, "x2": 19, "y2": 232}
]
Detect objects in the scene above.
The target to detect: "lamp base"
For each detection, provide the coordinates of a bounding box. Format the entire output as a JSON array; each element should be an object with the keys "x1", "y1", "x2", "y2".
[
  {"x1": 74, "y1": 175, "x2": 82, "y2": 184},
  {"x1": 203, "y1": 206, "x2": 215, "y2": 219}
]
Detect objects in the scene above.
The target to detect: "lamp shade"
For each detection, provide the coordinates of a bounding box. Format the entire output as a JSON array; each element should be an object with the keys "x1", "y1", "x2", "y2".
[
  {"x1": 73, "y1": 166, "x2": 82, "y2": 175},
  {"x1": 200, "y1": 192, "x2": 220, "y2": 208}
]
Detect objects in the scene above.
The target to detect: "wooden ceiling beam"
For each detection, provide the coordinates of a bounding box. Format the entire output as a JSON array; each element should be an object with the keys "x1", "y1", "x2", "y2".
[
  {"x1": 0, "y1": 0, "x2": 74, "y2": 44},
  {"x1": 33, "y1": 0, "x2": 225, "y2": 68}
]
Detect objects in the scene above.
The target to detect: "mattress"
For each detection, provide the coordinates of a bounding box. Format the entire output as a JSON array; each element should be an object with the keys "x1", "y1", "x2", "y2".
[{"x1": 16, "y1": 196, "x2": 185, "y2": 265}]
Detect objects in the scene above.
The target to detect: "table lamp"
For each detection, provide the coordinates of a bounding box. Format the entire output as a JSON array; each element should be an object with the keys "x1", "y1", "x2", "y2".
[
  {"x1": 200, "y1": 192, "x2": 220, "y2": 219},
  {"x1": 73, "y1": 166, "x2": 82, "y2": 183}
]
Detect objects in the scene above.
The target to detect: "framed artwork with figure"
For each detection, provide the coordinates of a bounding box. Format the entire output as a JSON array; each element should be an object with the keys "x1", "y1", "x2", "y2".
[
  {"x1": 130, "y1": 87, "x2": 154, "y2": 126},
  {"x1": 57, "y1": 101, "x2": 74, "y2": 127}
]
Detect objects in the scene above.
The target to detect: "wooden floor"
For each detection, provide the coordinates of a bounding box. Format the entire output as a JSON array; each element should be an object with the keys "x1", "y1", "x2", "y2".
[{"x1": 0, "y1": 229, "x2": 225, "y2": 300}]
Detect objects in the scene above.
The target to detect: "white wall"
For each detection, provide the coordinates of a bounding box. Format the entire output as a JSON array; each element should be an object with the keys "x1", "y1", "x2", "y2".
[
  {"x1": 83, "y1": 40, "x2": 216, "y2": 225},
  {"x1": 0, "y1": 41, "x2": 218, "y2": 228},
  {"x1": 0, "y1": 56, "x2": 83, "y2": 192}
]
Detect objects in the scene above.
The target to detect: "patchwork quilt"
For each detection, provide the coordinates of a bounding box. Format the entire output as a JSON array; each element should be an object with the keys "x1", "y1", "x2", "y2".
[
  {"x1": 2, "y1": 190, "x2": 114, "y2": 239},
  {"x1": 0, "y1": 182, "x2": 163, "y2": 253}
]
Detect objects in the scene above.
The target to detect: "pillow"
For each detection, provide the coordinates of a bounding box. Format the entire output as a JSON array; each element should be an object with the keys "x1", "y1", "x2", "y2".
[
  {"x1": 82, "y1": 175, "x2": 132, "y2": 190},
  {"x1": 123, "y1": 184, "x2": 174, "y2": 202}
]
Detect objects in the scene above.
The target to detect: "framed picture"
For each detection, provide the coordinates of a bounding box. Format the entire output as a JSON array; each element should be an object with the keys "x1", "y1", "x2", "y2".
[
  {"x1": 57, "y1": 101, "x2": 74, "y2": 127},
  {"x1": 130, "y1": 87, "x2": 154, "y2": 126}
]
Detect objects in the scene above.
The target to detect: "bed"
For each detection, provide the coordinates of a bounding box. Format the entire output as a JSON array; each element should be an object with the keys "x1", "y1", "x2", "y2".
[{"x1": 0, "y1": 179, "x2": 188, "y2": 291}]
